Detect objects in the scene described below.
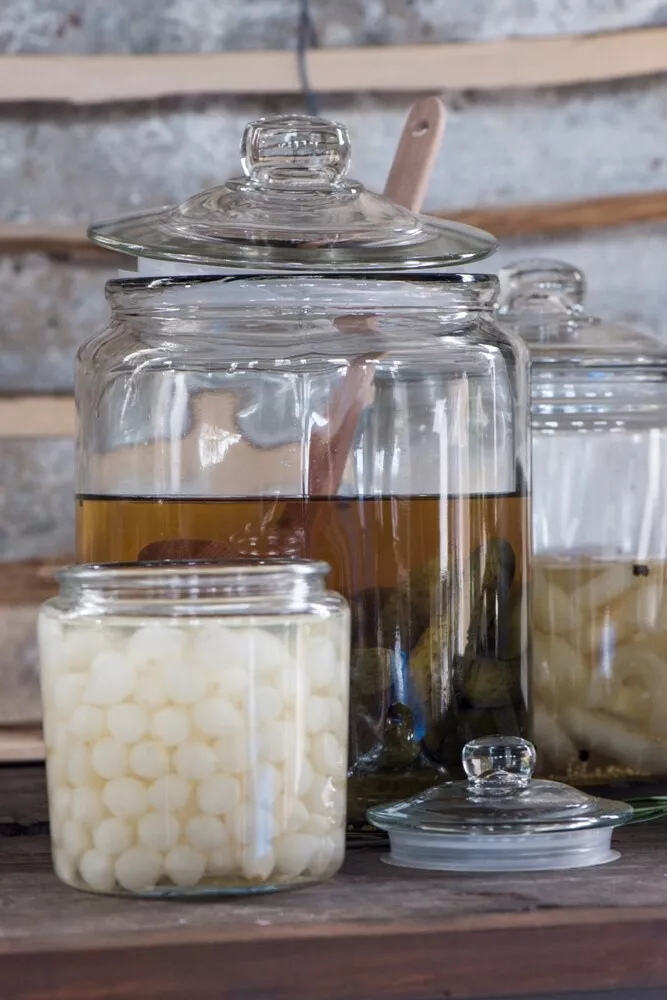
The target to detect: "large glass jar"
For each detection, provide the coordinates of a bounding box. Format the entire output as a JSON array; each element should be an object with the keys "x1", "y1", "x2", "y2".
[
  {"x1": 498, "y1": 259, "x2": 667, "y2": 789},
  {"x1": 39, "y1": 560, "x2": 350, "y2": 896},
  {"x1": 77, "y1": 114, "x2": 531, "y2": 828}
]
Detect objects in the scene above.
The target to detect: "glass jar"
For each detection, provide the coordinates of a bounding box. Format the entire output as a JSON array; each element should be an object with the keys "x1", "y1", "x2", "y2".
[
  {"x1": 77, "y1": 114, "x2": 531, "y2": 827},
  {"x1": 498, "y1": 259, "x2": 667, "y2": 788},
  {"x1": 38, "y1": 561, "x2": 350, "y2": 896}
]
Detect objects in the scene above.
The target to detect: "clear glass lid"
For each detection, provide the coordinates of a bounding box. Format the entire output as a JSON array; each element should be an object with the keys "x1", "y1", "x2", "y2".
[
  {"x1": 368, "y1": 737, "x2": 632, "y2": 871},
  {"x1": 88, "y1": 114, "x2": 497, "y2": 271},
  {"x1": 497, "y1": 259, "x2": 667, "y2": 368},
  {"x1": 369, "y1": 736, "x2": 632, "y2": 834}
]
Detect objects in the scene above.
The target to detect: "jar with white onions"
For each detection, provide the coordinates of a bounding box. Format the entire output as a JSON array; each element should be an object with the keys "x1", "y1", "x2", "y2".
[{"x1": 38, "y1": 561, "x2": 350, "y2": 896}]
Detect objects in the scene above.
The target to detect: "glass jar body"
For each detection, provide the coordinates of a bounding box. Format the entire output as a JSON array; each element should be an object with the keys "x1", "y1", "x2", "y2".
[
  {"x1": 75, "y1": 274, "x2": 531, "y2": 826},
  {"x1": 532, "y1": 366, "x2": 667, "y2": 787},
  {"x1": 38, "y1": 563, "x2": 350, "y2": 896}
]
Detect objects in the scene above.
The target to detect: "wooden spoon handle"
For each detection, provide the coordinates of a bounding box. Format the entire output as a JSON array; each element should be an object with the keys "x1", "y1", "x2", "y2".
[
  {"x1": 384, "y1": 96, "x2": 446, "y2": 211},
  {"x1": 301, "y1": 97, "x2": 448, "y2": 498}
]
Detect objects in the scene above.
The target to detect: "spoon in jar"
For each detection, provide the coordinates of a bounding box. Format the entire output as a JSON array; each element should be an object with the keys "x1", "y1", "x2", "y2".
[{"x1": 302, "y1": 94, "x2": 447, "y2": 498}]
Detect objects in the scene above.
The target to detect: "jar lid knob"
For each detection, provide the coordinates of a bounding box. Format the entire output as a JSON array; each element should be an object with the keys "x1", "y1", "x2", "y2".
[
  {"x1": 241, "y1": 115, "x2": 352, "y2": 188},
  {"x1": 497, "y1": 259, "x2": 586, "y2": 314},
  {"x1": 462, "y1": 736, "x2": 536, "y2": 793}
]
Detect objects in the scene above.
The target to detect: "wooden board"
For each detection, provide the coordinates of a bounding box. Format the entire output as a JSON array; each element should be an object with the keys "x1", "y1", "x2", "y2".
[
  {"x1": 0, "y1": 558, "x2": 64, "y2": 605},
  {"x1": 0, "y1": 728, "x2": 44, "y2": 763},
  {"x1": 3, "y1": 765, "x2": 667, "y2": 999},
  {"x1": 0, "y1": 28, "x2": 667, "y2": 102},
  {"x1": 0, "y1": 397, "x2": 75, "y2": 438},
  {"x1": 452, "y1": 189, "x2": 667, "y2": 240},
  {"x1": 1, "y1": 190, "x2": 667, "y2": 273}
]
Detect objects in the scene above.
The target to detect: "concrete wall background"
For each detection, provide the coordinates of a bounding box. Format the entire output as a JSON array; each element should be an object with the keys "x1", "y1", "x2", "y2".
[
  {"x1": 1, "y1": 0, "x2": 666, "y2": 51},
  {"x1": 1, "y1": 0, "x2": 667, "y2": 716}
]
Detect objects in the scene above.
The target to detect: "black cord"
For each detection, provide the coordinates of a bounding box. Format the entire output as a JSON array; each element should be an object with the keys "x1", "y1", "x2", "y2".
[{"x1": 297, "y1": 0, "x2": 320, "y2": 116}]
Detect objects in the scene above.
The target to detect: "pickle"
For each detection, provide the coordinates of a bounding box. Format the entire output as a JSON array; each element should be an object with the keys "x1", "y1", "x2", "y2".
[
  {"x1": 374, "y1": 703, "x2": 421, "y2": 769},
  {"x1": 410, "y1": 616, "x2": 448, "y2": 701},
  {"x1": 349, "y1": 647, "x2": 393, "y2": 758},
  {"x1": 349, "y1": 587, "x2": 394, "y2": 649},
  {"x1": 465, "y1": 538, "x2": 517, "y2": 658},
  {"x1": 461, "y1": 656, "x2": 522, "y2": 709},
  {"x1": 348, "y1": 699, "x2": 421, "y2": 784},
  {"x1": 379, "y1": 557, "x2": 444, "y2": 652},
  {"x1": 410, "y1": 615, "x2": 449, "y2": 752},
  {"x1": 456, "y1": 705, "x2": 522, "y2": 745},
  {"x1": 497, "y1": 595, "x2": 525, "y2": 661}
]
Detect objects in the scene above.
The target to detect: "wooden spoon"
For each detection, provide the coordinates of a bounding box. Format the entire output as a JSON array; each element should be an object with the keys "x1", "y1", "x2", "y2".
[{"x1": 304, "y1": 95, "x2": 447, "y2": 497}]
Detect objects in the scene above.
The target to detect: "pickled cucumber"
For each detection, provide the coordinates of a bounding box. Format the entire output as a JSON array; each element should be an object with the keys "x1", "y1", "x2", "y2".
[
  {"x1": 375, "y1": 703, "x2": 421, "y2": 769},
  {"x1": 409, "y1": 615, "x2": 449, "y2": 707},
  {"x1": 379, "y1": 558, "x2": 444, "y2": 652},
  {"x1": 465, "y1": 538, "x2": 516, "y2": 657},
  {"x1": 461, "y1": 656, "x2": 522, "y2": 709},
  {"x1": 349, "y1": 647, "x2": 393, "y2": 758}
]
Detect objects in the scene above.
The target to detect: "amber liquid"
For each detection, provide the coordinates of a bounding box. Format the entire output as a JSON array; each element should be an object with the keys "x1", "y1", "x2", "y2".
[{"x1": 77, "y1": 493, "x2": 529, "y2": 825}]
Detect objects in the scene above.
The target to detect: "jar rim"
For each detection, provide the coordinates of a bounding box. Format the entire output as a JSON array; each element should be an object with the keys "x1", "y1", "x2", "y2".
[
  {"x1": 108, "y1": 271, "x2": 498, "y2": 289},
  {"x1": 57, "y1": 559, "x2": 331, "y2": 587},
  {"x1": 104, "y1": 271, "x2": 500, "y2": 316}
]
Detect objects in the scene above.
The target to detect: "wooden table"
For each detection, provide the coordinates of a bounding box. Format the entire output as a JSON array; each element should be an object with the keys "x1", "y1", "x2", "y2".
[{"x1": 3, "y1": 765, "x2": 667, "y2": 1000}]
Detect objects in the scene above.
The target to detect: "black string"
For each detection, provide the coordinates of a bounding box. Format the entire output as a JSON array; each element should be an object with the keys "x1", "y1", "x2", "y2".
[{"x1": 297, "y1": 0, "x2": 320, "y2": 116}]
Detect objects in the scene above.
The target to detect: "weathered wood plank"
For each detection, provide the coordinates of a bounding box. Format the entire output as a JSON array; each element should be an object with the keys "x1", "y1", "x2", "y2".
[
  {"x1": 2, "y1": 190, "x2": 667, "y2": 273},
  {"x1": 0, "y1": 728, "x2": 44, "y2": 762},
  {"x1": 2, "y1": 766, "x2": 667, "y2": 1000},
  {"x1": 0, "y1": 396, "x2": 76, "y2": 438},
  {"x1": 0, "y1": 558, "x2": 63, "y2": 606},
  {"x1": 1, "y1": 29, "x2": 667, "y2": 103},
  {"x1": 453, "y1": 190, "x2": 667, "y2": 239},
  {"x1": 0, "y1": 764, "x2": 49, "y2": 824},
  {"x1": 3, "y1": 910, "x2": 667, "y2": 1000}
]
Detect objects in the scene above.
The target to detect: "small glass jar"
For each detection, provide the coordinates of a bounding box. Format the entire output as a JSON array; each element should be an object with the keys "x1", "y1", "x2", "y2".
[
  {"x1": 498, "y1": 259, "x2": 667, "y2": 788},
  {"x1": 38, "y1": 560, "x2": 350, "y2": 896}
]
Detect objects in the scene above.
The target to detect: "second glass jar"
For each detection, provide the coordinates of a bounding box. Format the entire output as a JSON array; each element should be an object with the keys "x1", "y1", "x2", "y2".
[{"x1": 499, "y1": 259, "x2": 667, "y2": 788}]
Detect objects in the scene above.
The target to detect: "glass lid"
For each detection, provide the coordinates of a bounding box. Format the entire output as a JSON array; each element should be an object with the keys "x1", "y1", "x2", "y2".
[
  {"x1": 497, "y1": 259, "x2": 667, "y2": 368},
  {"x1": 368, "y1": 737, "x2": 633, "y2": 871},
  {"x1": 88, "y1": 114, "x2": 497, "y2": 271}
]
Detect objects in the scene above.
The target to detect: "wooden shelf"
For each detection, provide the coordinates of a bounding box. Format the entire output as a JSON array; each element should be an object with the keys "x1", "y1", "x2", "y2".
[
  {"x1": 0, "y1": 728, "x2": 44, "y2": 763},
  {"x1": 3, "y1": 765, "x2": 667, "y2": 999},
  {"x1": 0, "y1": 396, "x2": 75, "y2": 438},
  {"x1": 0, "y1": 28, "x2": 666, "y2": 102},
  {"x1": 3, "y1": 190, "x2": 667, "y2": 271}
]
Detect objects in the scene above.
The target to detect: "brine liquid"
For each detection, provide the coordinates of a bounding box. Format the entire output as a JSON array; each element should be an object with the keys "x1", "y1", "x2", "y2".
[
  {"x1": 77, "y1": 494, "x2": 529, "y2": 824},
  {"x1": 533, "y1": 557, "x2": 667, "y2": 785}
]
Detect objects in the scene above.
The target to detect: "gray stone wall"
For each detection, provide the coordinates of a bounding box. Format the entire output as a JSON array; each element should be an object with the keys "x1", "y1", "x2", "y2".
[
  {"x1": 0, "y1": 0, "x2": 665, "y2": 53},
  {"x1": 1, "y1": 0, "x2": 666, "y2": 721},
  {"x1": 4, "y1": 81, "x2": 667, "y2": 224}
]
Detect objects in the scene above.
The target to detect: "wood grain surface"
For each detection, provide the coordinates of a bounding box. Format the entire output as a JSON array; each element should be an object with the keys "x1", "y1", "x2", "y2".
[
  {"x1": 0, "y1": 28, "x2": 666, "y2": 102},
  {"x1": 0, "y1": 728, "x2": 44, "y2": 763},
  {"x1": 0, "y1": 396, "x2": 76, "y2": 438},
  {"x1": 2, "y1": 765, "x2": 667, "y2": 999},
  {"x1": 1, "y1": 191, "x2": 667, "y2": 268},
  {"x1": 0, "y1": 558, "x2": 64, "y2": 605}
]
